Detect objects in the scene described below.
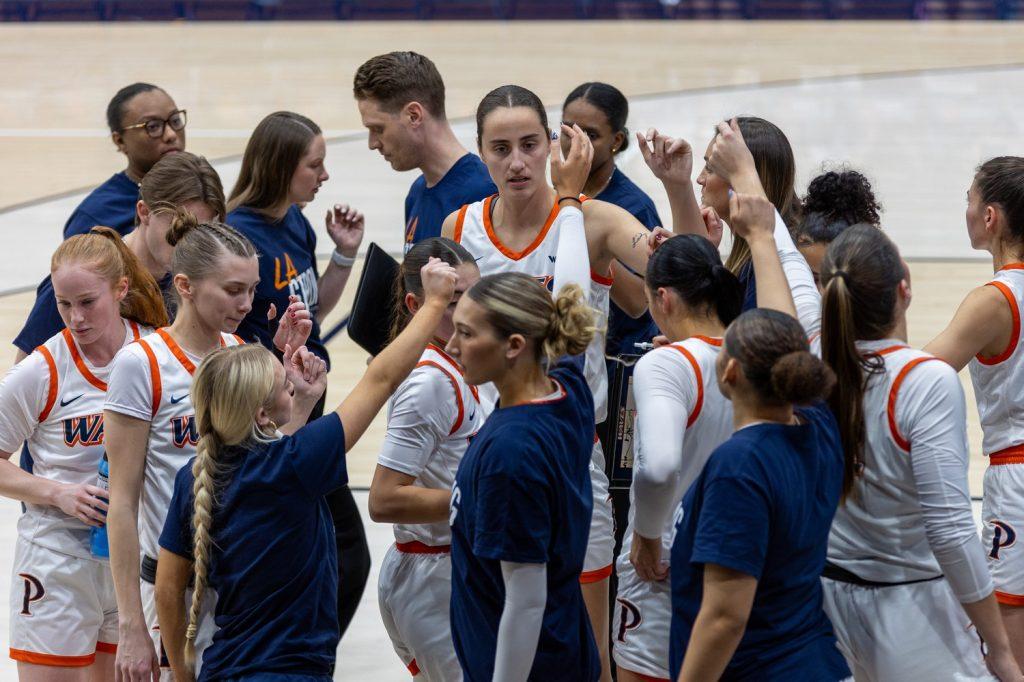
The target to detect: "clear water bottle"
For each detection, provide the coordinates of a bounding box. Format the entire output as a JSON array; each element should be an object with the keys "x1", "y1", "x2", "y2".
[{"x1": 90, "y1": 453, "x2": 110, "y2": 559}]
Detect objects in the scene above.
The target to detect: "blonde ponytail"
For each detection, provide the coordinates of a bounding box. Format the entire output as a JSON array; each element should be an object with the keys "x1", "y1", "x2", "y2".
[{"x1": 543, "y1": 283, "x2": 596, "y2": 362}]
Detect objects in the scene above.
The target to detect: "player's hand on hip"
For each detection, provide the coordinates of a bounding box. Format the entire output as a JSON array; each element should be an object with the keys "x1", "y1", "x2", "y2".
[
  {"x1": 727, "y1": 192, "x2": 776, "y2": 244},
  {"x1": 51, "y1": 482, "x2": 108, "y2": 527},
  {"x1": 325, "y1": 203, "x2": 365, "y2": 257},
  {"x1": 637, "y1": 128, "x2": 694, "y2": 187},
  {"x1": 114, "y1": 625, "x2": 161, "y2": 682},
  {"x1": 272, "y1": 295, "x2": 313, "y2": 353},
  {"x1": 550, "y1": 123, "x2": 594, "y2": 200},
  {"x1": 420, "y1": 257, "x2": 458, "y2": 305},
  {"x1": 630, "y1": 532, "x2": 668, "y2": 582}
]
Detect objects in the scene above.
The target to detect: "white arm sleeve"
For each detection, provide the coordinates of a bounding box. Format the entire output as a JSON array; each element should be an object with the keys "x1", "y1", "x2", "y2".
[
  {"x1": 0, "y1": 354, "x2": 48, "y2": 453},
  {"x1": 377, "y1": 369, "x2": 458, "y2": 478},
  {"x1": 494, "y1": 560, "x2": 547, "y2": 681},
  {"x1": 631, "y1": 349, "x2": 697, "y2": 539},
  {"x1": 899, "y1": 361, "x2": 993, "y2": 603},
  {"x1": 103, "y1": 345, "x2": 155, "y2": 422},
  {"x1": 552, "y1": 205, "x2": 590, "y2": 303},
  {"x1": 772, "y1": 211, "x2": 821, "y2": 338}
]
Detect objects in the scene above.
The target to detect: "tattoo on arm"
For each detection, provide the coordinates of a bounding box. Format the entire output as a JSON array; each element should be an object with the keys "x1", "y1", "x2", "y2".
[{"x1": 631, "y1": 232, "x2": 645, "y2": 249}]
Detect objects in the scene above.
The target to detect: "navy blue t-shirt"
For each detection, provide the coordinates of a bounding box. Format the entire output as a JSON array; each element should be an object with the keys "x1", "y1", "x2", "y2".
[
  {"x1": 403, "y1": 153, "x2": 495, "y2": 251},
  {"x1": 598, "y1": 167, "x2": 662, "y2": 355},
  {"x1": 669, "y1": 403, "x2": 849, "y2": 681},
  {"x1": 449, "y1": 358, "x2": 600, "y2": 681},
  {"x1": 739, "y1": 261, "x2": 757, "y2": 312},
  {"x1": 63, "y1": 171, "x2": 139, "y2": 238},
  {"x1": 159, "y1": 414, "x2": 347, "y2": 680},
  {"x1": 227, "y1": 205, "x2": 329, "y2": 367}
]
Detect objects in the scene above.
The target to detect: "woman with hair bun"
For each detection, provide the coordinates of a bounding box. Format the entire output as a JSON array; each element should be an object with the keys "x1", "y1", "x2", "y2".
[
  {"x1": 669, "y1": 308, "x2": 850, "y2": 681},
  {"x1": 795, "y1": 168, "x2": 882, "y2": 286},
  {"x1": 0, "y1": 227, "x2": 166, "y2": 679}
]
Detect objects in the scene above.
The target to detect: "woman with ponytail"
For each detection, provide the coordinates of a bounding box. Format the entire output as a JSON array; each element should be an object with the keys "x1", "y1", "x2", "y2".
[
  {"x1": 818, "y1": 225, "x2": 1020, "y2": 680},
  {"x1": 369, "y1": 237, "x2": 483, "y2": 680},
  {"x1": 154, "y1": 258, "x2": 457, "y2": 681},
  {"x1": 15, "y1": 151, "x2": 226, "y2": 361},
  {"x1": 925, "y1": 156, "x2": 1024, "y2": 667},
  {"x1": 103, "y1": 218, "x2": 309, "y2": 682},
  {"x1": 669, "y1": 309, "x2": 849, "y2": 681},
  {"x1": 0, "y1": 228, "x2": 165, "y2": 679}
]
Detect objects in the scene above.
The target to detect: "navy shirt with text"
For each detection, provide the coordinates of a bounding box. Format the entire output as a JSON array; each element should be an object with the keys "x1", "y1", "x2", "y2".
[
  {"x1": 449, "y1": 357, "x2": 600, "y2": 681},
  {"x1": 403, "y1": 153, "x2": 495, "y2": 251}
]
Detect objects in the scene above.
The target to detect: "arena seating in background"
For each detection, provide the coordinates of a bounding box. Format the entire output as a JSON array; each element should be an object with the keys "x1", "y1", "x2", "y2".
[{"x1": 0, "y1": 0, "x2": 1018, "y2": 21}]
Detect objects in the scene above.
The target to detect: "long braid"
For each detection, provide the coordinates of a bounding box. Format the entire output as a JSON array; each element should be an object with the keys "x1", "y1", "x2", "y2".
[{"x1": 184, "y1": 431, "x2": 221, "y2": 676}]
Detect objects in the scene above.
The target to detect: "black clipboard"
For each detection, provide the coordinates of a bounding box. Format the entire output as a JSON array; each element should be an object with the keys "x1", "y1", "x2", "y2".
[{"x1": 347, "y1": 242, "x2": 400, "y2": 356}]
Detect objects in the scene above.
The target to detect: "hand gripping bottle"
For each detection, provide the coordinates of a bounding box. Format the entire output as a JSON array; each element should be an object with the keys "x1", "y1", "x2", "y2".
[{"x1": 90, "y1": 453, "x2": 110, "y2": 558}]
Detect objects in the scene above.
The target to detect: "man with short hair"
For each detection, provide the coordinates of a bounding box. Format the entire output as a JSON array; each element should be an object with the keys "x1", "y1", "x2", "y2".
[{"x1": 354, "y1": 51, "x2": 495, "y2": 251}]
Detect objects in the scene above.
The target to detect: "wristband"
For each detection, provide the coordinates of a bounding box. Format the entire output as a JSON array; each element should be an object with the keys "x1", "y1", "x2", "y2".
[
  {"x1": 331, "y1": 250, "x2": 356, "y2": 268},
  {"x1": 557, "y1": 195, "x2": 582, "y2": 206}
]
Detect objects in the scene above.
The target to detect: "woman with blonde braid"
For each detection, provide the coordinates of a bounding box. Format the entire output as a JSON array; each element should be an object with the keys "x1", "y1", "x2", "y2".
[{"x1": 154, "y1": 258, "x2": 457, "y2": 680}]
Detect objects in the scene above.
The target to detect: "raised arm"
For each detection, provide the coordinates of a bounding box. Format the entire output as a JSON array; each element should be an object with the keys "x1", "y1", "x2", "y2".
[
  {"x1": 924, "y1": 284, "x2": 1012, "y2": 371},
  {"x1": 550, "y1": 124, "x2": 593, "y2": 302},
  {"x1": 636, "y1": 129, "x2": 706, "y2": 238},
  {"x1": 316, "y1": 203, "x2": 365, "y2": 323},
  {"x1": 336, "y1": 258, "x2": 456, "y2": 451}
]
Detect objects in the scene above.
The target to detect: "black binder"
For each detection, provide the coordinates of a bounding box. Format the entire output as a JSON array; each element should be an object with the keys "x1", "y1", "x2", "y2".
[{"x1": 347, "y1": 242, "x2": 400, "y2": 357}]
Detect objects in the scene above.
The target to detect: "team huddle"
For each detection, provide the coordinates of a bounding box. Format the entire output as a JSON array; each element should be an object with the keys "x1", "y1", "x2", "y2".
[{"x1": 2, "y1": 48, "x2": 1024, "y2": 682}]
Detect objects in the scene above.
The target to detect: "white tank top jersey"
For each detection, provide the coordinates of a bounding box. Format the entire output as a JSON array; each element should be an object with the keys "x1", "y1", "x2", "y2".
[
  {"x1": 454, "y1": 195, "x2": 612, "y2": 423},
  {"x1": 969, "y1": 264, "x2": 1024, "y2": 457},
  {"x1": 378, "y1": 343, "x2": 486, "y2": 547},
  {"x1": 828, "y1": 340, "x2": 988, "y2": 599},
  {"x1": 105, "y1": 328, "x2": 243, "y2": 560},
  {"x1": 0, "y1": 320, "x2": 146, "y2": 560},
  {"x1": 621, "y1": 337, "x2": 733, "y2": 558}
]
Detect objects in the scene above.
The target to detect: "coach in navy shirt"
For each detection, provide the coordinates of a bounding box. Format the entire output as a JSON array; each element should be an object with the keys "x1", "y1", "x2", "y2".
[
  {"x1": 669, "y1": 309, "x2": 849, "y2": 681},
  {"x1": 354, "y1": 51, "x2": 495, "y2": 252}
]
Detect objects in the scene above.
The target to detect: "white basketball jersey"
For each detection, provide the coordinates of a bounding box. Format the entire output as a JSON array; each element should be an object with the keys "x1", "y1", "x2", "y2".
[
  {"x1": 126, "y1": 329, "x2": 243, "y2": 559},
  {"x1": 619, "y1": 337, "x2": 733, "y2": 560},
  {"x1": 385, "y1": 344, "x2": 485, "y2": 546},
  {"x1": 17, "y1": 321, "x2": 144, "y2": 559},
  {"x1": 969, "y1": 265, "x2": 1024, "y2": 457},
  {"x1": 828, "y1": 342, "x2": 948, "y2": 582},
  {"x1": 454, "y1": 195, "x2": 611, "y2": 422}
]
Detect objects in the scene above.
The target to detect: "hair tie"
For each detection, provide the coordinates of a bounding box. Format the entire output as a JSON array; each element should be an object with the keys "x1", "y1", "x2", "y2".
[
  {"x1": 186, "y1": 624, "x2": 197, "y2": 640},
  {"x1": 832, "y1": 269, "x2": 849, "y2": 280}
]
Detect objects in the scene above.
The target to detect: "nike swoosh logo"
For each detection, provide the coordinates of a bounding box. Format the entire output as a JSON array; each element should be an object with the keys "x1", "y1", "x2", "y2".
[
  {"x1": 474, "y1": 256, "x2": 483, "y2": 262},
  {"x1": 548, "y1": 255, "x2": 556, "y2": 263},
  {"x1": 170, "y1": 394, "x2": 189, "y2": 405},
  {"x1": 59, "y1": 394, "x2": 84, "y2": 407},
  {"x1": 468, "y1": 411, "x2": 476, "y2": 421}
]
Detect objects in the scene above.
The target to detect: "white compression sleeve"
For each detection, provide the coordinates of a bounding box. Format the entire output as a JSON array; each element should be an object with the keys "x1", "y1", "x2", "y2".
[
  {"x1": 631, "y1": 349, "x2": 695, "y2": 539},
  {"x1": 552, "y1": 205, "x2": 590, "y2": 303},
  {"x1": 772, "y1": 210, "x2": 821, "y2": 338},
  {"x1": 900, "y1": 361, "x2": 993, "y2": 603},
  {"x1": 494, "y1": 561, "x2": 548, "y2": 681}
]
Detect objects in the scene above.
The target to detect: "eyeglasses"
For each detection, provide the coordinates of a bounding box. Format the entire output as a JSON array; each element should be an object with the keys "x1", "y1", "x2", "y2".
[{"x1": 122, "y1": 110, "x2": 187, "y2": 138}]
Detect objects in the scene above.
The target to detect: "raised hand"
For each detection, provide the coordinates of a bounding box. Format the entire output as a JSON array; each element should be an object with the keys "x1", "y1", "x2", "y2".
[
  {"x1": 284, "y1": 344, "x2": 328, "y2": 404},
  {"x1": 325, "y1": 203, "x2": 365, "y2": 257},
  {"x1": 270, "y1": 295, "x2": 313, "y2": 353},
  {"x1": 420, "y1": 257, "x2": 458, "y2": 305},
  {"x1": 727, "y1": 192, "x2": 776, "y2": 243},
  {"x1": 637, "y1": 128, "x2": 694, "y2": 187},
  {"x1": 549, "y1": 123, "x2": 594, "y2": 199},
  {"x1": 647, "y1": 226, "x2": 674, "y2": 256},
  {"x1": 702, "y1": 206, "x2": 724, "y2": 248}
]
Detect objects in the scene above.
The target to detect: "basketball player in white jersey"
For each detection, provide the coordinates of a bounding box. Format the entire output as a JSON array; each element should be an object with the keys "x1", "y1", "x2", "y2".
[
  {"x1": 925, "y1": 157, "x2": 1024, "y2": 669},
  {"x1": 0, "y1": 228, "x2": 166, "y2": 679},
  {"x1": 618, "y1": 192, "x2": 813, "y2": 681},
  {"x1": 441, "y1": 86, "x2": 709, "y2": 680},
  {"x1": 369, "y1": 237, "x2": 483, "y2": 680},
  {"x1": 103, "y1": 217, "x2": 317, "y2": 682},
  {"x1": 813, "y1": 224, "x2": 1021, "y2": 680}
]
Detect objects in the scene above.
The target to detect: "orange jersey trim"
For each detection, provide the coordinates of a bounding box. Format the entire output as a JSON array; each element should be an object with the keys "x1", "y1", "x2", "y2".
[
  {"x1": 35, "y1": 345, "x2": 58, "y2": 422},
  {"x1": 995, "y1": 590, "x2": 1024, "y2": 606},
  {"x1": 453, "y1": 204, "x2": 469, "y2": 244},
  {"x1": 989, "y1": 444, "x2": 1024, "y2": 464},
  {"x1": 136, "y1": 339, "x2": 162, "y2": 419},
  {"x1": 976, "y1": 281, "x2": 1020, "y2": 366},
  {"x1": 94, "y1": 641, "x2": 117, "y2": 655},
  {"x1": 999, "y1": 263, "x2": 1024, "y2": 272},
  {"x1": 693, "y1": 335, "x2": 723, "y2": 347},
  {"x1": 579, "y1": 564, "x2": 613, "y2": 584},
  {"x1": 426, "y1": 343, "x2": 479, "y2": 402},
  {"x1": 667, "y1": 344, "x2": 704, "y2": 428},
  {"x1": 482, "y1": 194, "x2": 560, "y2": 262},
  {"x1": 395, "y1": 540, "x2": 451, "y2": 554},
  {"x1": 156, "y1": 329, "x2": 196, "y2": 375},
  {"x1": 590, "y1": 269, "x2": 614, "y2": 286},
  {"x1": 62, "y1": 329, "x2": 107, "y2": 392},
  {"x1": 232, "y1": 334, "x2": 244, "y2": 345},
  {"x1": 415, "y1": 360, "x2": 466, "y2": 436},
  {"x1": 887, "y1": 356, "x2": 939, "y2": 452},
  {"x1": 129, "y1": 321, "x2": 141, "y2": 341},
  {"x1": 407, "y1": 658, "x2": 421, "y2": 676},
  {"x1": 10, "y1": 648, "x2": 95, "y2": 667}
]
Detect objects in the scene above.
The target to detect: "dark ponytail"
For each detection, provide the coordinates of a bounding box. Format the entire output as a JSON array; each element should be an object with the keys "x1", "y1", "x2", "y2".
[
  {"x1": 646, "y1": 234, "x2": 742, "y2": 326},
  {"x1": 563, "y1": 82, "x2": 630, "y2": 154},
  {"x1": 820, "y1": 224, "x2": 904, "y2": 499},
  {"x1": 724, "y1": 309, "x2": 834, "y2": 405},
  {"x1": 797, "y1": 168, "x2": 882, "y2": 246},
  {"x1": 476, "y1": 85, "x2": 549, "y2": 147},
  {"x1": 391, "y1": 237, "x2": 477, "y2": 341}
]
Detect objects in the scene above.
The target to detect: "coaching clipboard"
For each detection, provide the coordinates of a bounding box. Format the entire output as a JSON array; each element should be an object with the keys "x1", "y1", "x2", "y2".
[{"x1": 347, "y1": 242, "x2": 400, "y2": 357}]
